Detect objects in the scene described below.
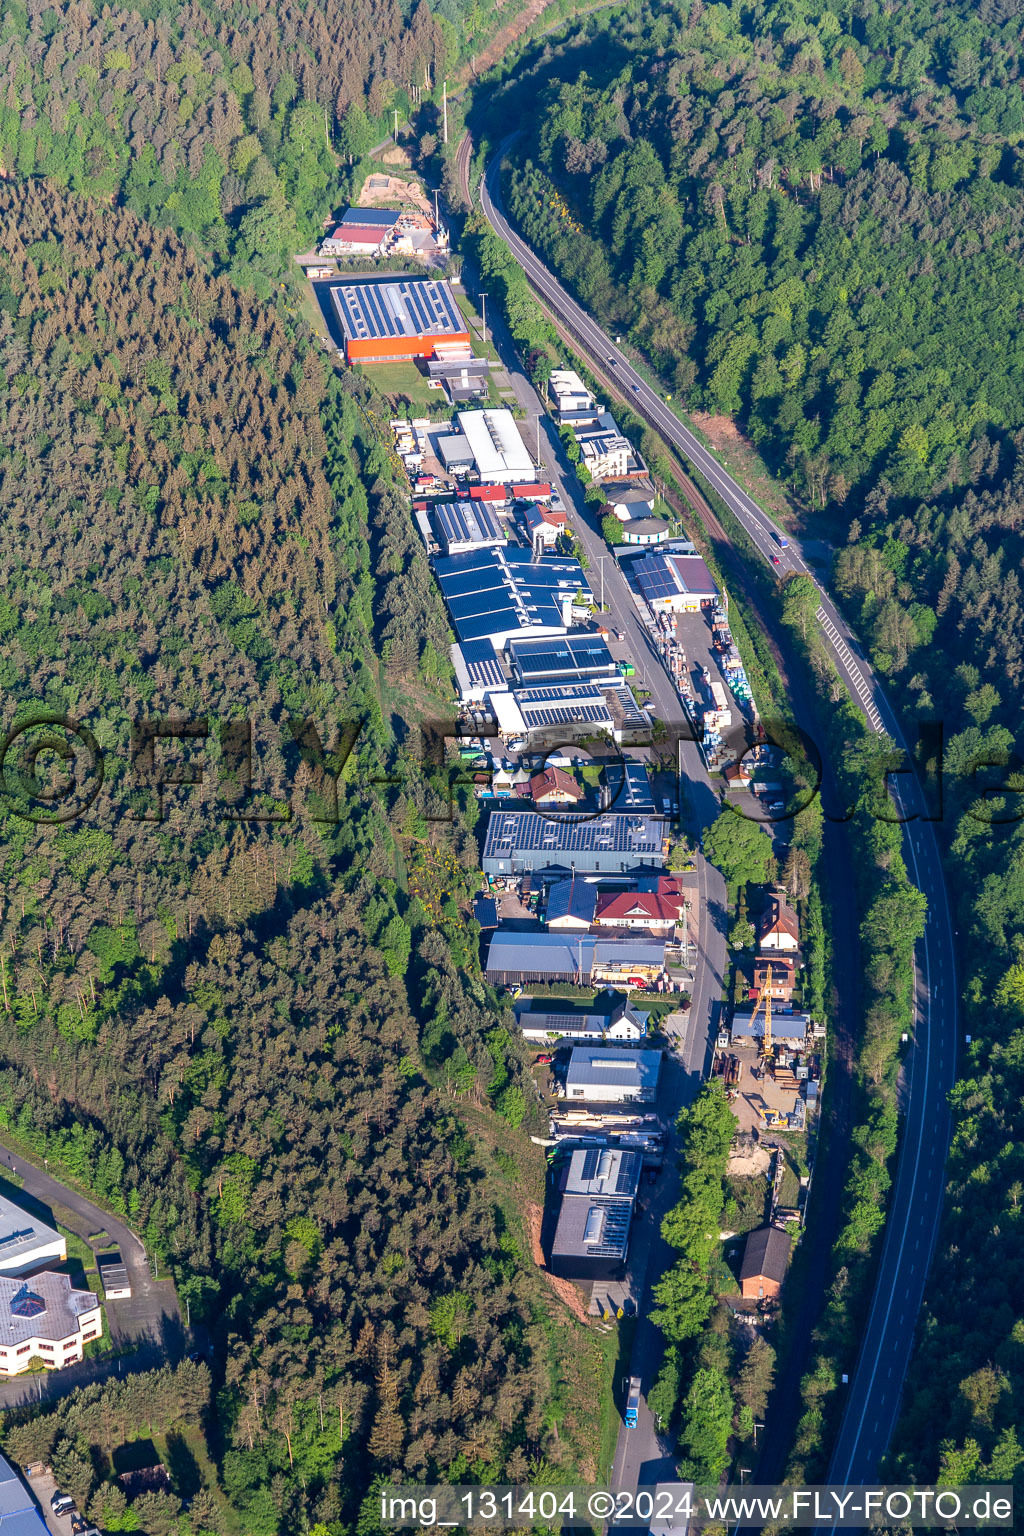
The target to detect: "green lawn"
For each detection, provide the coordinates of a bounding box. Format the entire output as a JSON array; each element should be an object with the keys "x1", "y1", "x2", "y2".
[
  {"x1": 355, "y1": 359, "x2": 447, "y2": 412},
  {"x1": 453, "y1": 291, "x2": 501, "y2": 362}
]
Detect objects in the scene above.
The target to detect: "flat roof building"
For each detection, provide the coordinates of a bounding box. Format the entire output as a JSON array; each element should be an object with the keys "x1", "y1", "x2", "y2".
[
  {"x1": 621, "y1": 517, "x2": 671, "y2": 546},
  {"x1": 457, "y1": 409, "x2": 536, "y2": 484},
  {"x1": 0, "y1": 1272, "x2": 102, "y2": 1376},
  {"x1": 549, "y1": 368, "x2": 596, "y2": 421},
  {"x1": 433, "y1": 499, "x2": 504, "y2": 555},
  {"x1": 578, "y1": 430, "x2": 633, "y2": 481},
  {"x1": 0, "y1": 1193, "x2": 65, "y2": 1277},
  {"x1": 549, "y1": 1146, "x2": 642, "y2": 1279},
  {"x1": 565, "y1": 1048, "x2": 662, "y2": 1104},
  {"x1": 434, "y1": 546, "x2": 591, "y2": 648},
  {"x1": 484, "y1": 931, "x2": 666, "y2": 986},
  {"x1": 635, "y1": 551, "x2": 718, "y2": 613},
  {"x1": 483, "y1": 808, "x2": 666, "y2": 879},
  {"x1": 331, "y1": 278, "x2": 470, "y2": 363},
  {"x1": 507, "y1": 633, "x2": 618, "y2": 687}
]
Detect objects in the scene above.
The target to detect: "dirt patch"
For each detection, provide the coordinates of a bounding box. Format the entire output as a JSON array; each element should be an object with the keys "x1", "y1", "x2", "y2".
[
  {"x1": 690, "y1": 411, "x2": 792, "y2": 518},
  {"x1": 727, "y1": 1145, "x2": 772, "y2": 1177},
  {"x1": 377, "y1": 145, "x2": 413, "y2": 169},
  {"x1": 356, "y1": 171, "x2": 432, "y2": 216},
  {"x1": 525, "y1": 1199, "x2": 592, "y2": 1323},
  {"x1": 456, "y1": 0, "x2": 551, "y2": 82}
]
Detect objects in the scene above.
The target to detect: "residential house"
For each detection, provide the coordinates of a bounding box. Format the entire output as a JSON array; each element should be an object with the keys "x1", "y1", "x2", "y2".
[{"x1": 758, "y1": 893, "x2": 800, "y2": 951}]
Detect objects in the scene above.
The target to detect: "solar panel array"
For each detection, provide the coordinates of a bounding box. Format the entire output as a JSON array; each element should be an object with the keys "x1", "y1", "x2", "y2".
[
  {"x1": 331, "y1": 278, "x2": 464, "y2": 343},
  {"x1": 484, "y1": 808, "x2": 662, "y2": 856},
  {"x1": 434, "y1": 547, "x2": 590, "y2": 644},
  {"x1": 516, "y1": 684, "x2": 612, "y2": 730},
  {"x1": 508, "y1": 633, "x2": 616, "y2": 684}
]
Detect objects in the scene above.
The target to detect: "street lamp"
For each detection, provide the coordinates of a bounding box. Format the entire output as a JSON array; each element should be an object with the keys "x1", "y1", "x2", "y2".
[{"x1": 480, "y1": 292, "x2": 488, "y2": 345}]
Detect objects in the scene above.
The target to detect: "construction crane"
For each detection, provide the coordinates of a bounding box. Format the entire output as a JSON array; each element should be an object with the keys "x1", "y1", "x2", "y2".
[{"x1": 749, "y1": 961, "x2": 774, "y2": 1072}]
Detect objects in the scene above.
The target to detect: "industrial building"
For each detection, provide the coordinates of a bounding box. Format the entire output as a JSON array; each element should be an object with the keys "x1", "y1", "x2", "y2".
[
  {"x1": 484, "y1": 931, "x2": 667, "y2": 986},
  {"x1": 507, "y1": 633, "x2": 618, "y2": 688},
  {"x1": 435, "y1": 546, "x2": 591, "y2": 648},
  {"x1": 0, "y1": 1273, "x2": 102, "y2": 1376},
  {"x1": 565, "y1": 1047, "x2": 662, "y2": 1103},
  {"x1": 331, "y1": 278, "x2": 469, "y2": 363},
  {"x1": 549, "y1": 1146, "x2": 643, "y2": 1279},
  {"x1": 0, "y1": 1453, "x2": 51, "y2": 1534},
  {"x1": 634, "y1": 551, "x2": 719, "y2": 612},
  {"x1": 0, "y1": 1193, "x2": 66, "y2": 1276},
  {"x1": 426, "y1": 354, "x2": 490, "y2": 403},
  {"x1": 491, "y1": 681, "x2": 649, "y2": 743},
  {"x1": 438, "y1": 409, "x2": 536, "y2": 484},
  {"x1": 740, "y1": 1226, "x2": 791, "y2": 1301},
  {"x1": 433, "y1": 500, "x2": 504, "y2": 555},
  {"x1": 730, "y1": 1011, "x2": 811, "y2": 1046},
  {"x1": 483, "y1": 808, "x2": 666, "y2": 879}
]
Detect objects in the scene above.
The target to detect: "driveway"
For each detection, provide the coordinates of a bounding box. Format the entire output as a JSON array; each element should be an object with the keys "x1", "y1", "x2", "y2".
[{"x1": 0, "y1": 1142, "x2": 183, "y2": 1405}]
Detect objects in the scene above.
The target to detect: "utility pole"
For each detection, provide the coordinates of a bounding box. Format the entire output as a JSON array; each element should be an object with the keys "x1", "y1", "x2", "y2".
[
  {"x1": 393, "y1": 108, "x2": 399, "y2": 141},
  {"x1": 480, "y1": 291, "x2": 487, "y2": 343},
  {"x1": 535, "y1": 417, "x2": 541, "y2": 464},
  {"x1": 434, "y1": 189, "x2": 439, "y2": 228},
  {"x1": 442, "y1": 79, "x2": 448, "y2": 145}
]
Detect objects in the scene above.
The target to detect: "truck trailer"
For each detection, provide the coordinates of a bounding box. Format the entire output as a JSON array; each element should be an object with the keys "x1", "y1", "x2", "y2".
[{"x1": 625, "y1": 1376, "x2": 642, "y2": 1428}]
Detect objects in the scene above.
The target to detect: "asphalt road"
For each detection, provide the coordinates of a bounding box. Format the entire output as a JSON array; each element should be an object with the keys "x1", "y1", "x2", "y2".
[{"x1": 474, "y1": 137, "x2": 958, "y2": 1492}]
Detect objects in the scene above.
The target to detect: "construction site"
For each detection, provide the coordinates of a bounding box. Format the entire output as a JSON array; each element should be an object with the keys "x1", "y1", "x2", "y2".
[{"x1": 714, "y1": 960, "x2": 822, "y2": 1136}]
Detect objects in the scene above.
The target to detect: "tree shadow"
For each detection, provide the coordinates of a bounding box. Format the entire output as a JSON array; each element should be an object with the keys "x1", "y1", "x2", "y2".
[{"x1": 164, "y1": 1430, "x2": 202, "y2": 1499}]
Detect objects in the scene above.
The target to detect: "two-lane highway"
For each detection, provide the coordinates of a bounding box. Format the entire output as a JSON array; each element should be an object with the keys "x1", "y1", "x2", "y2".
[{"x1": 475, "y1": 136, "x2": 957, "y2": 1492}]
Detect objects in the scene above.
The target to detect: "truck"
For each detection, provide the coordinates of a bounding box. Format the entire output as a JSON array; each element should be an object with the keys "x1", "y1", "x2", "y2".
[
  {"x1": 625, "y1": 1376, "x2": 642, "y2": 1428},
  {"x1": 775, "y1": 530, "x2": 789, "y2": 548},
  {"x1": 710, "y1": 680, "x2": 728, "y2": 713}
]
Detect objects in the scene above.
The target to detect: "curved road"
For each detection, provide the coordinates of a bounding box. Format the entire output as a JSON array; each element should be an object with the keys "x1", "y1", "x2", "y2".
[{"x1": 475, "y1": 136, "x2": 958, "y2": 1494}]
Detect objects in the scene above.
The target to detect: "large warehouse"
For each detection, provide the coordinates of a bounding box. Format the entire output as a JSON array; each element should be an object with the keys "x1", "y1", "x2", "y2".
[
  {"x1": 434, "y1": 546, "x2": 591, "y2": 648},
  {"x1": 634, "y1": 551, "x2": 719, "y2": 612},
  {"x1": 0, "y1": 1193, "x2": 66, "y2": 1277},
  {"x1": 438, "y1": 409, "x2": 536, "y2": 484},
  {"x1": 484, "y1": 931, "x2": 667, "y2": 986},
  {"x1": 483, "y1": 808, "x2": 666, "y2": 879},
  {"x1": 331, "y1": 278, "x2": 470, "y2": 363}
]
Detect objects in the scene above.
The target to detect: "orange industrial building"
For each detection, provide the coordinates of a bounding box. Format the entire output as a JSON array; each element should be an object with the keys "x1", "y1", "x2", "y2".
[{"x1": 330, "y1": 278, "x2": 470, "y2": 364}]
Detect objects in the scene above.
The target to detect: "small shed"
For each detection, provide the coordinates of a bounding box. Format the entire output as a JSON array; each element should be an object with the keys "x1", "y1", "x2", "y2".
[{"x1": 739, "y1": 1226, "x2": 791, "y2": 1300}]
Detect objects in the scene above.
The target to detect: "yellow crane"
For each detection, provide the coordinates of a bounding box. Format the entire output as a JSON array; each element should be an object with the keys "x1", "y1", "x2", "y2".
[{"x1": 749, "y1": 961, "x2": 774, "y2": 1072}]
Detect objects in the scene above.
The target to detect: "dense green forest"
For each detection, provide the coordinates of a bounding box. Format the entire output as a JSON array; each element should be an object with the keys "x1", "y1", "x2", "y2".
[
  {"x1": 0, "y1": 161, "x2": 609, "y2": 1536},
  {"x1": 0, "y1": 0, "x2": 519, "y2": 290},
  {"x1": 476, "y1": 0, "x2": 1024, "y2": 1497}
]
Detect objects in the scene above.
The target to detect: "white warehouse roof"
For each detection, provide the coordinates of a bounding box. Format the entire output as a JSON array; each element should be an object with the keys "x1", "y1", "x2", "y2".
[{"x1": 457, "y1": 409, "x2": 534, "y2": 482}]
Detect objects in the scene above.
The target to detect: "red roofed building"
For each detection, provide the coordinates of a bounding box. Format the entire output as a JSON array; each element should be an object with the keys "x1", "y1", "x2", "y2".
[
  {"x1": 469, "y1": 484, "x2": 507, "y2": 505},
  {"x1": 758, "y1": 894, "x2": 800, "y2": 951},
  {"x1": 594, "y1": 890, "x2": 682, "y2": 932},
  {"x1": 524, "y1": 767, "x2": 585, "y2": 805},
  {"x1": 515, "y1": 483, "x2": 552, "y2": 502},
  {"x1": 749, "y1": 956, "x2": 795, "y2": 1002}
]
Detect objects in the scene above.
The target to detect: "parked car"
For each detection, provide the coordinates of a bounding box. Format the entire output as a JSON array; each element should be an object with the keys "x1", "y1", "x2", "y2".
[
  {"x1": 536, "y1": 1054, "x2": 554, "y2": 1065},
  {"x1": 51, "y1": 1494, "x2": 75, "y2": 1517}
]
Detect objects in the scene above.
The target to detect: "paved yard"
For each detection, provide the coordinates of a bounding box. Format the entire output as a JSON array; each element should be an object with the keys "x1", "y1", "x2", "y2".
[{"x1": 0, "y1": 1143, "x2": 183, "y2": 1407}]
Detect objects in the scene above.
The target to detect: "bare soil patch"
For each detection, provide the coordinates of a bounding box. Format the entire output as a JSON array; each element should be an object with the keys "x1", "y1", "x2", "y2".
[{"x1": 525, "y1": 1199, "x2": 592, "y2": 1323}]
